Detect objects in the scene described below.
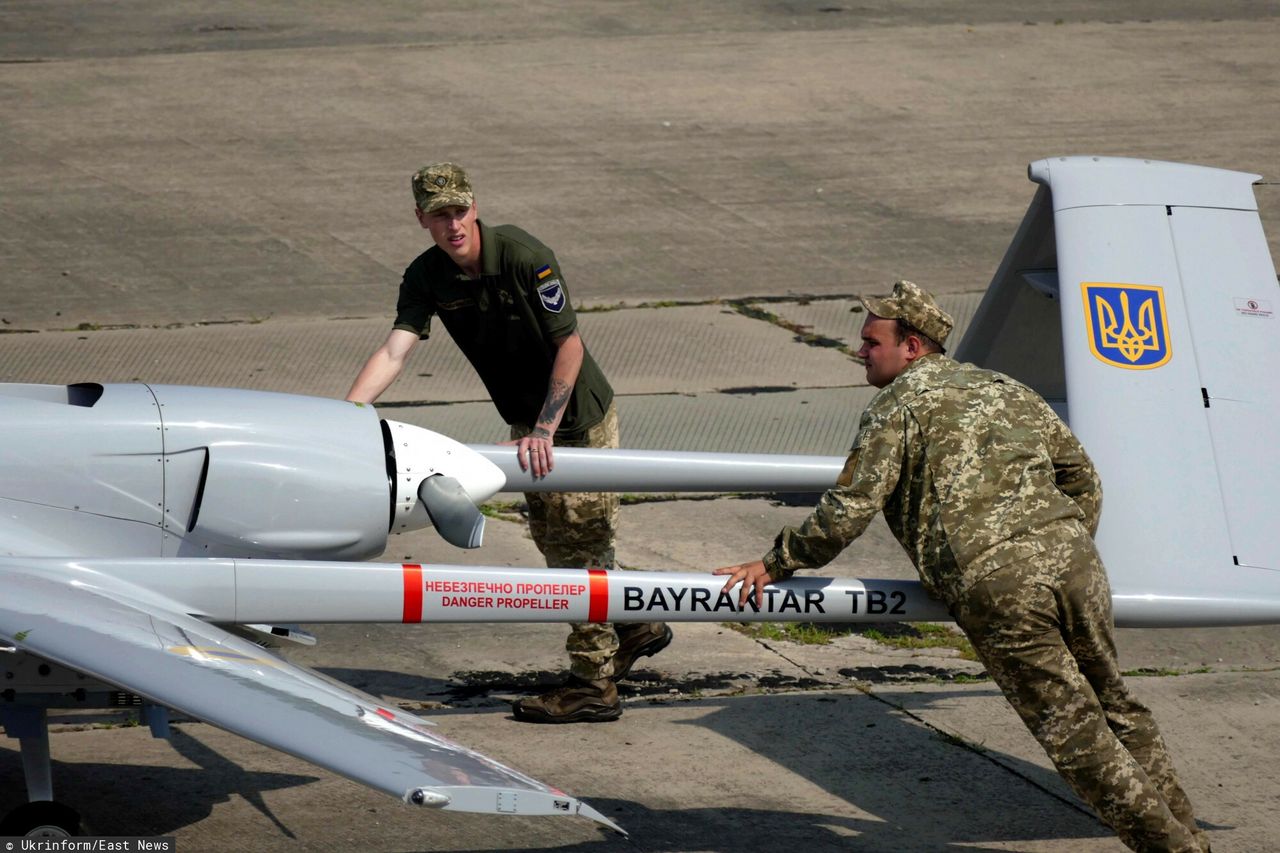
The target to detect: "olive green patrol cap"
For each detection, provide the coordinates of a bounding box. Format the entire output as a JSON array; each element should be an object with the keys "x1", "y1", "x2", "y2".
[
  {"x1": 859, "y1": 279, "x2": 954, "y2": 347},
  {"x1": 412, "y1": 162, "x2": 474, "y2": 213}
]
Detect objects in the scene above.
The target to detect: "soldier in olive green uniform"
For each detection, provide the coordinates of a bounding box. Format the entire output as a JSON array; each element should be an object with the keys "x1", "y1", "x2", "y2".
[
  {"x1": 348, "y1": 163, "x2": 669, "y2": 724},
  {"x1": 716, "y1": 281, "x2": 1209, "y2": 853}
]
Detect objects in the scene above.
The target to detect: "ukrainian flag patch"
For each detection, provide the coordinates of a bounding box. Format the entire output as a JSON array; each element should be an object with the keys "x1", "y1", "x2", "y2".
[
  {"x1": 536, "y1": 264, "x2": 554, "y2": 280},
  {"x1": 1081, "y1": 282, "x2": 1172, "y2": 369}
]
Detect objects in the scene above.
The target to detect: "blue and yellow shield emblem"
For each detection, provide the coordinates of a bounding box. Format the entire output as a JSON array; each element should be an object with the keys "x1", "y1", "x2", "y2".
[{"x1": 1080, "y1": 282, "x2": 1172, "y2": 369}]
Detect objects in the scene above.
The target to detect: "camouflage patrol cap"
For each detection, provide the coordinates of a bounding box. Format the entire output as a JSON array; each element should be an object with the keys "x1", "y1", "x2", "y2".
[
  {"x1": 411, "y1": 162, "x2": 474, "y2": 213},
  {"x1": 859, "y1": 280, "x2": 954, "y2": 346}
]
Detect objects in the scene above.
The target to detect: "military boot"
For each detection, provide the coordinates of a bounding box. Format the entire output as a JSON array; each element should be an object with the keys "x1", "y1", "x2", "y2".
[
  {"x1": 511, "y1": 676, "x2": 621, "y2": 723},
  {"x1": 612, "y1": 623, "x2": 673, "y2": 681}
]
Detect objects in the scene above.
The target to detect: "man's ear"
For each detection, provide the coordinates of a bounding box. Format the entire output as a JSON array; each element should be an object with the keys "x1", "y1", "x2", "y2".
[{"x1": 415, "y1": 207, "x2": 428, "y2": 228}]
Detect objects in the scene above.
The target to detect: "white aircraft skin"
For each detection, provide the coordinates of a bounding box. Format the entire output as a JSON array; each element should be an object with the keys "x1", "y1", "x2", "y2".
[
  {"x1": 0, "y1": 383, "x2": 632, "y2": 837},
  {"x1": 1, "y1": 155, "x2": 1277, "y2": 838}
]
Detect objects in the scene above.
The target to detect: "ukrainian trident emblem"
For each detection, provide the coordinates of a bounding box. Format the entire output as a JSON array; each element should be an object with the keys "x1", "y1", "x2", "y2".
[{"x1": 1081, "y1": 283, "x2": 1172, "y2": 369}]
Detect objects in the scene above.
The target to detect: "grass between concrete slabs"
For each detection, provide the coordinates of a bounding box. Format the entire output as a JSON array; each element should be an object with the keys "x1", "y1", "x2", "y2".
[{"x1": 728, "y1": 620, "x2": 979, "y2": 661}]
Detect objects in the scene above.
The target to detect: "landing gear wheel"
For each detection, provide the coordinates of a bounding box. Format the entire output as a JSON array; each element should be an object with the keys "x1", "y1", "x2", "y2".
[{"x1": 0, "y1": 801, "x2": 82, "y2": 837}]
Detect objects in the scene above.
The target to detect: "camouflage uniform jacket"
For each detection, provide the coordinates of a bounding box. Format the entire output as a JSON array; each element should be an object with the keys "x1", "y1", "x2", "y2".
[{"x1": 762, "y1": 354, "x2": 1103, "y2": 606}]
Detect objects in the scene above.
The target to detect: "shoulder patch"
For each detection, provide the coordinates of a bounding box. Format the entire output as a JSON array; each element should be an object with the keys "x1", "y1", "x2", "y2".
[
  {"x1": 535, "y1": 264, "x2": 554, "y2": 280},
  {"x1": 537, "y1": 279, "x2": 566, "y2": 313}
]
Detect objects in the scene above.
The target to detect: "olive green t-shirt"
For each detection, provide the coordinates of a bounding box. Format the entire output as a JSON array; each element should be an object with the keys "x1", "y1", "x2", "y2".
[{"x1": 393, "y1": 221, "x2": 613, "y2": 439}]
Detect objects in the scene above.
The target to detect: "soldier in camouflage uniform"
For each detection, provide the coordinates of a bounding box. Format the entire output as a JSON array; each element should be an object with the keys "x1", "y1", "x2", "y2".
[
  {"x1": 348, "y1": 163, "x2": 670, "y2": 723},
  {"x1": 715, "y1": 280, "x2": 1209, "y2": 852}
]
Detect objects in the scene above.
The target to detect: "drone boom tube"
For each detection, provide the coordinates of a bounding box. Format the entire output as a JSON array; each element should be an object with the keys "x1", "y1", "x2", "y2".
[{"x1": 472, "y1": 445, "x2": 846, "y2": 493}]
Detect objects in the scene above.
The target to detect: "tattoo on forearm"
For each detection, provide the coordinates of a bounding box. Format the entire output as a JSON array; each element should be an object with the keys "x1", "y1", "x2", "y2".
[{"x1": 537, "y1": 379, "x2": 572, "y2": 428}]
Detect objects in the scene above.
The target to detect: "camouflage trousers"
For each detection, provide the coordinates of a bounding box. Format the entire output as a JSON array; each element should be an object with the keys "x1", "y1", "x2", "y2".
[
  {"x1": 951, "y1": 523, "x2": 1208, "y2": 853},
  {"x1": 511, "y1": 404, "x2": 664, "y2": 681}
]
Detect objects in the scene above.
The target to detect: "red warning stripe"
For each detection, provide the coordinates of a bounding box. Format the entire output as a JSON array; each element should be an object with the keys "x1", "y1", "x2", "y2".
[
  {"x1": 403, "y1": 563, "x2": 423, "y2": 623},
  {"x1": 587, "y1": 568, "x2": 609, "y2": 622}
]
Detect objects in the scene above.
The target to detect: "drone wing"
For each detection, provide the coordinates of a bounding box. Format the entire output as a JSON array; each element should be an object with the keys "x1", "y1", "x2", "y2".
[{"x1": 0, "y1": 564, "x2": 621, "y2": 832}]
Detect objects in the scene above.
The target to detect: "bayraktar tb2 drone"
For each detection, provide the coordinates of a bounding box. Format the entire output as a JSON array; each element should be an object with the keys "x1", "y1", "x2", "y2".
[{"x1": 2, "y1": 156, "x2": 1277, "y2": 838}]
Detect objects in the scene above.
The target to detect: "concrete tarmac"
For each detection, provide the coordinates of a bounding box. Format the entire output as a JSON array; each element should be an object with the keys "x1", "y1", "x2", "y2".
[{"x1": 2, "y1": 3, "x2": 1279, "y2": 851}]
